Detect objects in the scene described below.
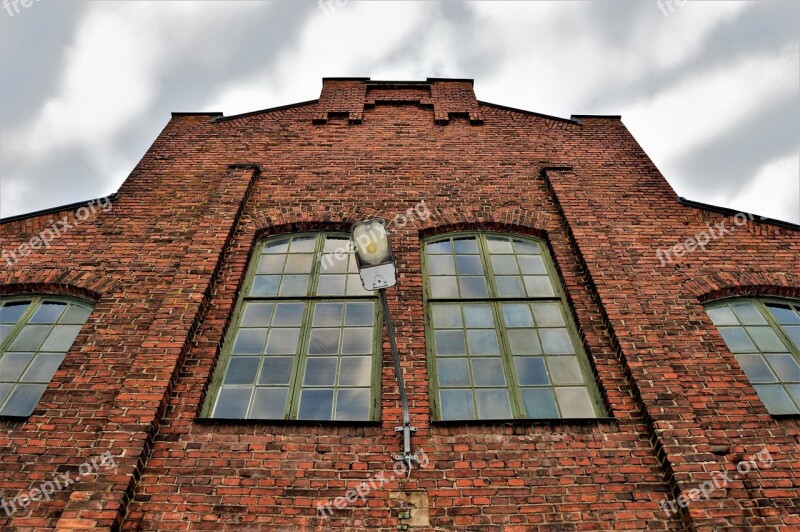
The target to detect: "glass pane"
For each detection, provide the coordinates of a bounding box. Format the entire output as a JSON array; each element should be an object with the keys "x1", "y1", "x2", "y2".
[
  {"x1": 764, "y1": 354, "x2": 800, "y2": 382},
  {"x1": 313, "y1": 303, "x2": 344, "y2": 327},
  {"x1": 21, "y1": 354, "x2": 65, "y2": 383},
  {"x1": 346, "y1": 275, "x2": 372, "y2": 296},
  {"x1": 503, "y1": 304, "x2": 534, "y2": 328},
  {"x1": 430, "y1": 277, "x2": 459, "y2": 299},
  {"x1": 459, "y1": 277, "x2": 488, "y2": 298},
  {"x1": 213, "y1": 387, "x2": 252, "y2": 418},
  {"x1": 788, "y1": 384, "x2": 800, "y2": 408},
  {"x1": 263, "y1": 239, "x2": 289, "y2": 254},
  {"x1": 9, "y1": 325, "x2": 52, "y2": 351},
  {"x1": 323, "y1": 237, "x2": 349, "y2": 254},
  {"x1": 524, "y1": 276, "x2": 555, "y2": 297},
  {"x1": 335, "y1": 389, "x2": 371, "y2": 421},
  {"x1": 240, "y1": 303, "x2": 274, "y2": 328},
  {"x1": 467, "y1": 330, "x2": 500, "y2": 355},
  {"x1": 514, "y1": 357, "x2": 549, "y2": 386},
  {"x1": 348, "y1": 255, "x2": 360, "y2": 274},
  {"x1": 321, "y1": 254, "x2": 348, "y2": 274},
  {"x1": 308, "y1": 329, "x2": 341, "y2": 355},
  {"x1": 339, "y1": 357, "x2": 372, "y2": 386},
  {"x1": 456, "y1": 255, "x2": 483, "y2": 275},
  {"x1": 746, "y1": 327, "x2": 787, "y2": 352},
  {"x1": 290, "y1": 237, "x2": 316, "y2": 253},
  {"x1": 264, "y1": 328, "x2": 300, "y2": 355},
  {"x1": 753, "y1": 384, "x2": 799, "y2": 415},
  {"x1": 298, "y1": 389, "x2": 334, "y2": 420},
  {"x1": 463, "y1": 304, "x2": 494, "y2": 328},
  {"x1": 735, "y1": 354, "x2": 777, "y2": 383},
  {"x1": 472, "y1": 358, "x2": 506, "y2": 386},
  {"x1": 250, "y1": 388, "x2": 288, "y2": 419},
  {"x1": 233, "y1": 329, "x2": 268, "y2": 354},
  {"x1": 486, "y1": 237, "x2": 513, "y2": 254},
  {"x1": 272, "y1": 303, "x2": 305, "y2": 327},
  {"x1": 476, "y1": 389, "x2": 512, "y2": 419},
  {"x1": 766, "y1": 304, "x2": 800, "y2": 325},
  {"x1": 41, "y1": 325, "x2": 82, "y2": 352},
  {"x1": 341, "y1": 328, "x2": 373, "y2": 354},
  {"x1": 0, "y1": 352, "x2": 34, "y2": 382},
  {"x1": 518, "y1": 255, "x2": 546, "y2": 275},
  {"x1": 427, "y1": 240, "x2": 452, "y2": 254},
  {"x1": 453, "y1": 238, "x2": 478, "y2": 254},
  {"x1": 432, "y1": 305, "x2": 462, "y2": 328},
  {"x1": 437, "y1": 358, "x2": 470, "y2": 387},
  {"x1": 707, "y1": 306, "x2": 739, "y2": 326},
  {"x1": 257, "y1": 254, "x2": 285, "y2": 274},
  {"x1": 730, "y1": 303, "x2": 767, "y2": 325},
  {"x1": 345, "y1": 303, "x2": 374, "y2": 327},
  {"x1": 539, "y1": 329, "x2": 574, "y2": 354},
  {"x1": 0, "y1": 325, "x2": 12, "y2": 344},
  {"x1": 304, "y1": 357, "x2": 338, "y2": 386},
  {"x1": 496, "y1": 277, "x2": 526, "y2": 297},
  {"x1": 555, "y1": 387, "x2": 596, "y2": 418},
  {"x1": 532, "y1": 303, "x2": 565, "y2": 327},
  {"x1": 513, "y1": 239, "x2": 540, "y2": 255},
  {"x1": 428, "y1": 256, "x2": 456, "y2": 276},
  {"x1": 439, "y1": 389, "x2": 474, "y2": 420},
  {"x1": 29, "y1": 303, "x2": 66, "y2": 324},
  {"x1": 434, "y1": 330, "x2": 467, "y2": 356},
  {"x1": 783, "y1": 326, "x2": 800, "y2": 350},
  {"x1": 0, "y1": 383, "x2": 47, "y2": 417},
  {"x1": 508, "y1": 329, "x2": 542, "y2": 355},
  {"x1": 279, "y1": 275, "x2": 310, "y2": 296},
  {"x1": 0, "y1": 302, "x2": 29, "y2": 324},
  {"x1": 521, "y1": 388, "x2": 558, "y2": 418},
  {"x1": 547, "y1": 357, "x2": 584, "y2": 385},
  {"x1": 0, "y1": 383, "x2": 11, "y2": 405},
  {"x1": 491, "y1": 256, "x2": 519, "y2": 275},
  {"x1": 224, "y1": 357, "x2": 260, "y2": 385},
  {"x1": 250, "y1": 276, "x2": 280, "y2": 297},
  {"x1": 258, "y1": 357, "x2": 294, "y2": 385},
  {"x1": 317, "y1": 275, "x2": 346, "y2": 296},
  {"x1": 284, "y1": 254, "x2": 314, "y2": 274},
  {"x1": 718, "y1": 327, "x2": 757, "y2": 353}
]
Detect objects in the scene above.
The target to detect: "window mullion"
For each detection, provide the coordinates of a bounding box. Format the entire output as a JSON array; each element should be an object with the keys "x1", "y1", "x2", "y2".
[
  {"x1": 492, "y1": 300, "x2": 525, "y2": 419},
  {"x1": 756, "y1": 299, "x2": 800, "y2": 358}
]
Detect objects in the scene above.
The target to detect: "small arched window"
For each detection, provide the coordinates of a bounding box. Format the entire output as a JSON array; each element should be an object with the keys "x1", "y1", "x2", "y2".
[
  {"x1": 422, "y1": 233, "x2": 602, "y2": 421},
  {"x1": 204, "y1": 233, "x2": 380, "y2": 421},
  {"x1": 706, "y1": 298, "x2": 800, "y2": 415},
  {"x1": 0, "y1": 296, "x2": 93, "y2": 418}
]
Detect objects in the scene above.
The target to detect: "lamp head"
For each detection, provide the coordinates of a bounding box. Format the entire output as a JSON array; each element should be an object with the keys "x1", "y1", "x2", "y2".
[{"x1": 351, "y1": 219, "x2": 397, "y2": 290}]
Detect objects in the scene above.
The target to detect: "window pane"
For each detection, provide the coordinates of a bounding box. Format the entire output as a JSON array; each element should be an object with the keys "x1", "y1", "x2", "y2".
[
  {"x1": 430, "y1": 277, "x2": 459, "y2": 298},
  {"x1": 555, "y1": 387, "x2": 595, "y2": 418},
  {"x1": 284, "y1": 254, "x2": 314, "y2": 274},
  {"x1": 9, "y1": 326, "x2": 52, "y2": 351},
  {"x1": 547, "y1": 357, "x2": 584, "y2": 385},
  {"x1": 257, "y1": 254, "x2": 285, "y2": 274},
  {"x1": 746, "y1": 327, "x2": 787, "y2": 352},
  {"x1": 524, "y1": 276, "x2": 555, "y2": 297},
  {"x1": 345, "y1": 303, "x2": 374, "y2": 326},
  {"x1": 435, "y1": 330, "x2": 467, "y2": 355},
  {"x1": 0, "y1": 352, "x2": 34, "y2": 381},
  {"x1": 766, "y1": 304, "x2": 800, "y2": 325},
  {"x1": 290, "y1": 237, "x2": 316, "y2": 253},
  {"x1": 463, "y1": 304, "x2": 494, "y2": 328},
  {"x1": 0, "y1": 302, "x2": 29, "y2": 324},
  {"x1": 304, "y1": 357, "x2": 338, "y2": 386},
  {"x1": 265, "y1": 328, "x2": 300, "y2": 355},
  {"x1": 272, "y1": 303, "x2": 305, "y2": 327},
  {"x1": 259, "y1": 357, "x2": 294, "y2": 385},
  {"x1": 788, "y1": 384, "x2": 800, "y2": 407},
  {"x1": 718, "y1": 327, "x2": 757, "y2": 353},
  {"x1": 251, "y1": 276, "x2": 280, "y2": 296},
  {"x1": 346, "y1": 275, "x2": 372, "y2": 296},
  {"x1": 250, "y1": 388, "x2": 288, "y2": 419},
  {"x1": 508, "y1": 329, "x2": 542, "y2": 355},
  {"x1": 41, "y1": 325, "x2": 82, "y2": 352},
  {"x1": 491, "y1": 256, "x2": 519, "y2": 275},
  {"x1": 432, "y1": 305, "x2": 462, "y2": 328},
  {"x1": 496, "y1": 277, "x2": 526, "y2": 297},
  {"x1": 753, "y1": 384, "x2": 799, "y2": 415},
  {"x1": 263, "y1": 239, "x2": 289, "y2": 254},
  {"x1": 456, "y1": 255, "x2": 483, "y2": 275},
  {"x1": 539, "y1": 329, "x2": 574, "y2": 354},
  {"x1": 313, "y1": 303, "x2": 344, "y2": 327},
  {"x1": 213, "y1": 387, "x2": 252, "y2": 418},
  {"x1": 0, "y1": 326, "x2": 12, "y2": 344},
  {"x1": 241, "y1": 303, "x2": 274, "y2": 328},
  {"x1": 323, "y1": 237, "x2": 349, "y2": 254},
  {"x1": 440, "y1": 389, "x2": 474, "y2": 420},
  {"x1": 486, "y1": 237, "x2": 513, "y2": 254},
  {"x1": 298, "y1": 389, "x2": 334, "y2": 420},
  {"x1": 21, "y1": 354, "x2": 65, "y2": 383},
  {"x1": 317, "y1": 275, "x2": 346, "y2": 296},
  {"x1": 341, "y1": 328, "x2": 373, "y2": 354},
  {"x1": 29, "y1": 303, "x2": 66, "y2": 324},
  {"x1": 532, "y1": 303, "x2": 565, "y2": 327},
  {"x1": 503, "y1": 304, "x2": 534, "y2": 328},
  {"x1": 453, "y1": 238, "x2": 478, "y2": 254},
  {"x1": 321, "y1": 253, "x2": 348, "y2": 274},
  {"x1": 515, "y1": 357, "x2": 549, "y2": 386},
  {"x1": 467, "y1": 330, "x2": 500, "y2": 355},
  {"x1": 233, "y1": 329, "x2": 268, "y2": 354},
  {"x1": 427, "y1": 240, "x2": 452, "y2": 254},
  {"x1": 476, "y1": 389, "x2": 512, "y2": 419},
  {"x1": 730, "y1": 303, "x2": 767, "y2": 325},
  {"x1": 518, "y1": 255, "x2": 546, "y2": 275},
  {"x1": 472, "y1": 358, "x2": 506, "y2": 386},
  {"x1": 513, "y1": 239, "x2": 540, "y2": 255},
  {"x1": 0, "y1": 383, "x2": 11, "y2": 405},
  {"x1": 428, "y1": 256, "x2": 455, "y2": 276},
  {"x1": 335, "y1": 389, "x2": 370, "y2": 421},
  {"x1": 521, "y1": 388, "x2": 558, "y2": 418},
  {"x1": 783, "y1": 326, "x2": 800, "y2": 350},
  {"x1": 224, "y1": 358, "x2": 260, "y2": 385},
  {"x1": 308, "y1": 329, "x2": 341, "y2": 355},
  {"x1": 459, "y1": 277, "x2": 488, "y2": 298},
  {"x1": 707, "y1": 306, "x2": 739, "y2": 326},
  {"x1": 279, "y1": 275, "x2": 310, "y2": 296},
  {"x1": 764, "y1": 354, "x2": 800, "y2": 382},
  {"x1": 0, "y1": 383, "x2": 48, "y2": 417},
  {"x1": 437, "y1": 358, "x2": 470, "y2": 387},
  {"x1": 339, "y1": 357, "x2": 372, "y2": 386}
]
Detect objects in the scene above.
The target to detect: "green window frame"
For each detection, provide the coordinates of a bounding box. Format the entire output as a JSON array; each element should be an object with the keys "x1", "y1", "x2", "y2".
[
  {"x1": 203, "y1": 233, "x2": 382, "y2": 421},
  {"x1": 0, "y1": 296, "x2": 93, "y2": 418},
  {"x1": 705, "y1": 298, "x2": 800, "y2": 416},
  {"x1": 422, "y1": 232, "x2": 603, "y2": 421}
]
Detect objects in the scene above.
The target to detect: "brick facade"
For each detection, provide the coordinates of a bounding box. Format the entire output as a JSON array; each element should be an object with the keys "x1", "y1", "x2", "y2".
[{"x1": 0, "y1": 78, "x2": 797, "y2": 530}]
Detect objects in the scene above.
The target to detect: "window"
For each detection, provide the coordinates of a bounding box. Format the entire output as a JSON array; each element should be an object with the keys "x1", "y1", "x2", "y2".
[
  {"x1": 204, "y1": 233, "x2": 380, "y2": 421},
  {"x1": 706, "y1": 298, "x2": 800, "y2": 415},
  {"x1": 423, "y1": 233, "x2": 602, "y2": 421},
  {"x1": 0, "y1": 297, "x2": 92, "y2": 417}
]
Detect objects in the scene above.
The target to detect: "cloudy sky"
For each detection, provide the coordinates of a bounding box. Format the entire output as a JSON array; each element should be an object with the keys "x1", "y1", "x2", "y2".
[{"x1": 0, "y1": 0, "x2": 798, "y2": 223}]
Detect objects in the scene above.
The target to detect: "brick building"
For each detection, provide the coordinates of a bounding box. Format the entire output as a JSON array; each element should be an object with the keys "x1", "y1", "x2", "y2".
[{"x1": 0, "y1": 78, "x2": 798, "y2": 530}]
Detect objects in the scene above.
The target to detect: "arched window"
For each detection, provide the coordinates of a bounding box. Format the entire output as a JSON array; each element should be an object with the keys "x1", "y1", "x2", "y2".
[
  {"x1": 423, "y1": 233, "x2": 602, "y2": 421},
  {"x1": 0, "y1": 296, "x2": 93, "y2": 418},
  {"x1": 204, "y1": 233, "x2": 380, "y2": 421},
  {"x1": 706, "y1": 298, "x2": 800, "y2": 415}
]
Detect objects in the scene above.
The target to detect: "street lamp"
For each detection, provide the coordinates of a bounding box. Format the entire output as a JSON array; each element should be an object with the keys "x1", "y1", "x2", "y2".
[{"x1": 351, "y1": 219, "x2": 420, "y2": 474}]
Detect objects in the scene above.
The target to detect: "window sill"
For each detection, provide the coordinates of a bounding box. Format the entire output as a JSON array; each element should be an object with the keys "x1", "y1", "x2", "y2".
[{"x1": 431, "y1": 417, "x2": 617, "y2": 427}]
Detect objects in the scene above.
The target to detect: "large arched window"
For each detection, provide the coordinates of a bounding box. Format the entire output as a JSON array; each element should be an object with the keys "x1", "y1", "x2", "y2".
[
  {"x1": 423, "y1": 233, "x2": 602, "y2": 421},
  {"x1": 204, "y1": 233, "x2": 380, "y2": 421},
  {"x1": 706, "y1": 298, "x2": 800, "y2": 415},
  {"x1": 0, "y1": 296, "x2": 93, "y2": 418}
]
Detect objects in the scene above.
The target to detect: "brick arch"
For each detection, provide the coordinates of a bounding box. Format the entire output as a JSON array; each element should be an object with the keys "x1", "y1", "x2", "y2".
[
  {"x1": 683, "y1": 270, "x2": 800, "y2": 304},
  {"x1": 249, "y1": 204, "x2": 393, "y2": 237},
  {"x1": 0, "y1": 269, "x2": 117, "y2": 302},
  {"x1": 416, "y1": 206, "x2": 557, "y2": 238}
]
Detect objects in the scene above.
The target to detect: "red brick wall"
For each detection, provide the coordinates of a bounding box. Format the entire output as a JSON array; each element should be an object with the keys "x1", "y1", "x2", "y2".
[{"x1": 0, "y1": 79, "x2": 797, "y2": 531}]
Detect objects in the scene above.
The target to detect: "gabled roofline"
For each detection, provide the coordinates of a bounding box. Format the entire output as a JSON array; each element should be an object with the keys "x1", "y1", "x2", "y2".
[
  {"x1": 0, "y1": 193, "x2": 121, "y2": 224},
  {"x1": 678, "y1": 197, "x2": 800, "y2": 231},
  {"x1": 477, "y1": 101, "x2": 580, "y2": 125},
  {"x1": 212, "y1": 99, "x2": 319, "y2": 123}
]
